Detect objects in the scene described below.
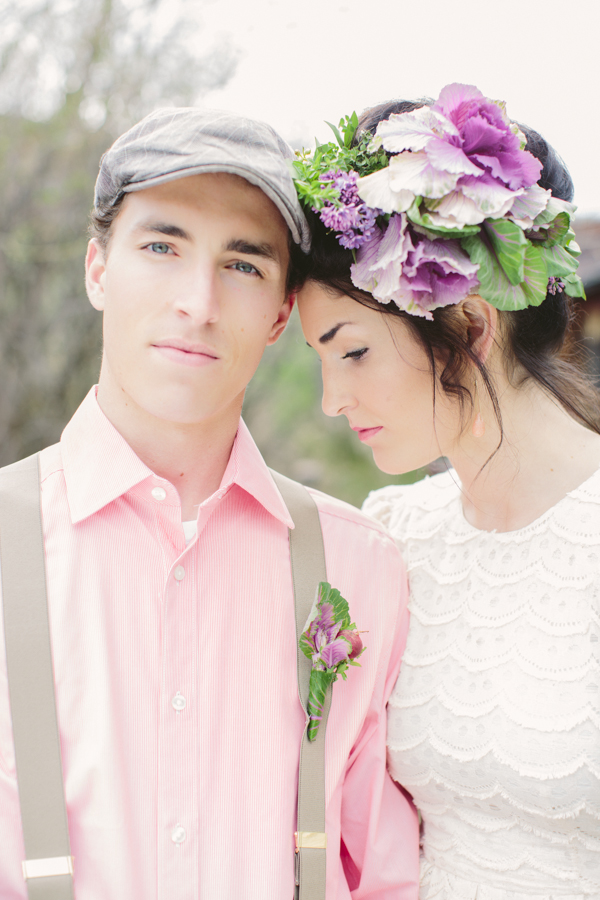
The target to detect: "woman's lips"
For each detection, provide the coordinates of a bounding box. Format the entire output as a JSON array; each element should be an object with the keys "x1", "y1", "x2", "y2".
[
  {"x1": 152, "y1": 341, "x2": 219, "y2": 368},
  {"x1": 352, "y1": 426, "x2": 383, "y2": 442}
]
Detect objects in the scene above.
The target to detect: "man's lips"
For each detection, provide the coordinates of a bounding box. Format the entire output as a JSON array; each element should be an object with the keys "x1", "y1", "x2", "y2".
[
  {"x1": 351, "y1": 425, "x2": 383, "y2": 442},
  {"x1": 152, "y1": 339, "x2": 219, "y2": 368}
]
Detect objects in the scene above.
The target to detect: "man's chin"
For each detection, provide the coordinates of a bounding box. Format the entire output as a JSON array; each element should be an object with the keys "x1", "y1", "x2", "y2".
[
  {"x1": 137, "y1": 388, "x2": 243, "y2": 429},
  {"x1": 142, "y1": 402, "x2": 223, "y2": 427}
]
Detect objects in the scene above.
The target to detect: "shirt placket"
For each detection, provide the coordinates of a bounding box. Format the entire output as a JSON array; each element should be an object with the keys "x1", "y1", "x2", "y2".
[{"x1": 157, "y1": 515, "x2": 199, "y2": 900}]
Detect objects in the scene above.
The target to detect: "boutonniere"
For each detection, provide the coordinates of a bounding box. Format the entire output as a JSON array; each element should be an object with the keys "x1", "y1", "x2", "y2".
[{"x1": 299, "y1": 581, "x2": 365, "y2": 741}]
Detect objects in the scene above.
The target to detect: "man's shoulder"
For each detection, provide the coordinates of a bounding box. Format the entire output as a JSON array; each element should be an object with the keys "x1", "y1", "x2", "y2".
[
  {"x1": 306, "y1": 485, "x2": 396, "y2": 545},
  {"x1": 305, "y1": 485, "x2": 407, "y2": 646},
  {"x1": 0, "y1": 443, "x2": 63, "y2": 485},
  {"x1": 38, "y1": 443, "x2": 64, "y2": 481}
]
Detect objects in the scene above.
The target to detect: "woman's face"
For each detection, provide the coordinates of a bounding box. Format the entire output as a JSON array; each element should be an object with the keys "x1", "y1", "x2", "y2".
[{"x1": 297, "y1": 281, "x2": 460, "y2": 474}]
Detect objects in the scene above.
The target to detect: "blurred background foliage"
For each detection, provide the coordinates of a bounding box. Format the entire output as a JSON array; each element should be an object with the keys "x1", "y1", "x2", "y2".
[{"x1": 0, "y1": 0, "x2": 422, "y2": 506}]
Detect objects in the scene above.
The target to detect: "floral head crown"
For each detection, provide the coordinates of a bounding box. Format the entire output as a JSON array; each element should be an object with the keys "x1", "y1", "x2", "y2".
[{"x1": 292, "y1": 83, "x2": 585, "y2": 319}]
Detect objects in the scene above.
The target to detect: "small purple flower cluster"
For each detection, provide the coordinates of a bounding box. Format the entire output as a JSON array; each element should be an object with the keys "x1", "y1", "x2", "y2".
[
  {"x1": 315, "y1": 170, "x2": 380, "y2": 250},
  {"x1": 547, "y1": 276, "x2": 566, "y2": 295},
  {"x1": 305, "y1": 601, "x2": 363, "y2": 670}
]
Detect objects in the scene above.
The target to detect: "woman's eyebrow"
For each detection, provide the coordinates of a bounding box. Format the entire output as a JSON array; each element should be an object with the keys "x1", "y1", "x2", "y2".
[{"x1": 320, "y1": 322, "x2": 350, "y2": 344}]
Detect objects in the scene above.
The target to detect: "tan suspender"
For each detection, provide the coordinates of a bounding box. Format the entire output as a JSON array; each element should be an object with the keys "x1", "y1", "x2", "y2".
[
  {"x1": 0, "y1": 453, "x2": 75, "y2": 900},
  {"x1": 270, "y1": 470, "x2": 330, "y2": 900},
  {"x1": 0, "y1": 456, "x2": 330, "y2": 899}
]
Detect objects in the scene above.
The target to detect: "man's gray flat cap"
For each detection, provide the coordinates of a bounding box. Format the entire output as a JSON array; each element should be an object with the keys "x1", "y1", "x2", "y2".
[{"x1": 94, "y1": 107, "x2": 310, "y2": 252}]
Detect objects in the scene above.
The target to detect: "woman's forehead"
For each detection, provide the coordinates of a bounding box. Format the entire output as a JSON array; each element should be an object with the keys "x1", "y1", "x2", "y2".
[{"x1": 298, "y1": 281, "x2": 405, "y2": 343}]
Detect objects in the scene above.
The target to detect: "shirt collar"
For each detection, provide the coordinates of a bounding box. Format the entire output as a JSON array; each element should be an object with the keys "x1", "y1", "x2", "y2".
[
  {"x1": 60, "y1": 387, "x2": 294, "y2": 529},
  {"x1": 223, "y1": 419, "x2": 294, "y2": 529}
]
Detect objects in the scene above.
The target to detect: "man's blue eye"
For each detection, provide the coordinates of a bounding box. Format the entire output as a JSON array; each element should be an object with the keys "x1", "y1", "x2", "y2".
[
  {"x1": 232, "y1": 261, "x2": 258, "y2": 275},
  {"x1": 149, "y1": 242, "x2": 170, "y2": 254}
]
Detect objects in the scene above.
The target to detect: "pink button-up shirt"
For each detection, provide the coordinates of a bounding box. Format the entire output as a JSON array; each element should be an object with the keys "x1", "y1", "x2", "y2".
[{"x1": 0, "y1": 388, "x2": 418, "y2": 899}]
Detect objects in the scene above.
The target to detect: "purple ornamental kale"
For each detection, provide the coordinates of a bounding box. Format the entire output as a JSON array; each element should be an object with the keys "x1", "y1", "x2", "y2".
[
  {"x1": 431, "y1": 83, "x2": 542, "y2": 192},
  {"x1": 359, "y1": 83, "x2": 546, "y2": 228},
  {"x1": 351, "y1": 213, "x2": 480, "y2": 318}
]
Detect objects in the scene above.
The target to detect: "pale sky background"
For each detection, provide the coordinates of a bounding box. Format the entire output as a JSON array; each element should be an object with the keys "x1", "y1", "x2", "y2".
[{"x1": 197, "y1": 0, "x2": 600, "y2": 217}]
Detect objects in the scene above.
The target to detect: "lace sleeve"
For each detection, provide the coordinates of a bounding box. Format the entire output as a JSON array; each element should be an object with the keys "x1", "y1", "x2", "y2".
[
  {"x1": 363, "y1": 474, "x2": 457, "y2": 542},
  {"x1": 362, "y1": 486, "x2": 401, "y2": 530}
]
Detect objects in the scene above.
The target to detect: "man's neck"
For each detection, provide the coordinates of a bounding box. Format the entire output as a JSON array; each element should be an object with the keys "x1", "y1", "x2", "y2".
[{"x1": 95, "y1": 382, "x2": 242, "y2": 520}]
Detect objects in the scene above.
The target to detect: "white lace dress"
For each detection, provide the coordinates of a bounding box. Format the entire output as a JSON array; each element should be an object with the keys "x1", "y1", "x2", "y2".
[{"x1": 363, "y1": 470, "x2": 600, "y2": 900}]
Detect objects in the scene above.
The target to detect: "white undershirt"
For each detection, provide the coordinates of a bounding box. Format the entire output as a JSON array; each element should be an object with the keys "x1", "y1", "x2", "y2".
[{"x1": 182, "y1": 520, "x2": 197, "y2": 546}]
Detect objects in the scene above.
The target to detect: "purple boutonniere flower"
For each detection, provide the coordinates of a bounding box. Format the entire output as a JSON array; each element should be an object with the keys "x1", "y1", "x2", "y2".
[{"x1": 299, "y1": 582, "x2": 365, "y2": 741}]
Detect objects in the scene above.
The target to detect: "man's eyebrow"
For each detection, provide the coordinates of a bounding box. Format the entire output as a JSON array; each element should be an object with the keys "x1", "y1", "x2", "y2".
[
  {"x1": 319, "y1": 322, "x2": 350, "y2": 344},
  {"x1": 225, "y1": 238, "x2": 280, "y2": 264},
  {"x1": 134, "y1": 222, "x2": 192, "y2": 241}
]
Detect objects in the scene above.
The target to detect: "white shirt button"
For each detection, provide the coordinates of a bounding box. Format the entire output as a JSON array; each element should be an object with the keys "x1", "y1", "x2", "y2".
[
  {"x1": 173, "y1": 566, "x2": 185, "y2": 581},
  {"x1": 172, "y1": 692, "x2": 186, "y2": 711},
  {"x1": 171, "y1": 824, "x2": 186, "y2": 844},
  {"x1": 151, "y1": 487, "x2": 167, "y2": 502}
]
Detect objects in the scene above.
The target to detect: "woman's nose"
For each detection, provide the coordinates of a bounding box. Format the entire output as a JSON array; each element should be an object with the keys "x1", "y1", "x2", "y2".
[{"x1": 321, "y1": 371, "x2": 355, "y2": 418}]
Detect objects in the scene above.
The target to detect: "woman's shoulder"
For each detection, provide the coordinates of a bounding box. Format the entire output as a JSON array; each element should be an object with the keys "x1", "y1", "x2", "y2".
[
  {"x1": 362, "y1": 470, "x2": 460, "y2": 539},
  {"x1": 566, "y1": 462, "x2": 600, "y2": 506},
  {"x1": 543, "y1": 462, "x2": 600, "y2": 547}
]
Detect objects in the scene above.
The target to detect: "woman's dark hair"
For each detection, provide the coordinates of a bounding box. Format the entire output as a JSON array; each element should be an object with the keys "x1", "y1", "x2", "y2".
[{"x1": 305, "y1": 98, "x2": 600, "y2": 442}]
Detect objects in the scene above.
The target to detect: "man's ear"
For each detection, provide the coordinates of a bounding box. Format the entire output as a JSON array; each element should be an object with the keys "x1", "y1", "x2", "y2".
[
  {"x1": 85, "y1": 239, "x2": 107, "y2": 311},
  {"x1": 266, "y1": 293, "x2": 296, "y2": 345},
  {"x1": 460, "y1": 295, "x2": 498, "y2": 366}
]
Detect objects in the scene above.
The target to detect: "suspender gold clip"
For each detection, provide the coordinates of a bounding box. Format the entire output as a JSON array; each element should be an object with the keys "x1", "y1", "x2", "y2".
[
  {"x1": 294, "y1": 831, "x2": 327, "y2": 850},
  {"x1": 294, "y1": 832, "x2": 327, "y2": 887},
  {"x1": 22, "y1": 856, "x2": 74, "y2": 880}
]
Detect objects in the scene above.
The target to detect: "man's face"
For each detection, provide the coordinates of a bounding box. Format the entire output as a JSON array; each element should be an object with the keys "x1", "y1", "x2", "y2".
[{"x1": 85, "y1": 172, "x2": 293, "y2": 427}]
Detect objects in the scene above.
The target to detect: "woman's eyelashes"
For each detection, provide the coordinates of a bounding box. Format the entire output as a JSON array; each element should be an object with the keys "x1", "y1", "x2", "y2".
[{"x1": 342, "y1": 347, "x2": 368, "y2": 361}]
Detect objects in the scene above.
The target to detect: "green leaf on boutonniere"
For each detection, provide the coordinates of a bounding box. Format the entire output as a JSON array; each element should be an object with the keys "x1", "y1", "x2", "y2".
[
  {"x1": 317, "y1": 582, "x2": 353, "y2": 631},
  {"x1": 300, "y1": 581, "x2": 365, "y2": 741},
  {"x1": 306, "y1": 669, "x2": 333, "y2": 741}
]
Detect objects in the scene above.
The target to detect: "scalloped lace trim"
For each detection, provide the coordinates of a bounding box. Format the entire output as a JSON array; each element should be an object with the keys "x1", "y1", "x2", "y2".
[
  {"x1": 366, "y1": 471, "x2": 600, "y2": 898},
  {"x1": 419, "y1": 858, "x2": 598, "y2": 900}
]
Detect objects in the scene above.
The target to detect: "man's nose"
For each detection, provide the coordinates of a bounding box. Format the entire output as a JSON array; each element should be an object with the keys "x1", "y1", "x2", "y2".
[{"x1": 173, "y1": 267, "x2": 220, "y2": 324}]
